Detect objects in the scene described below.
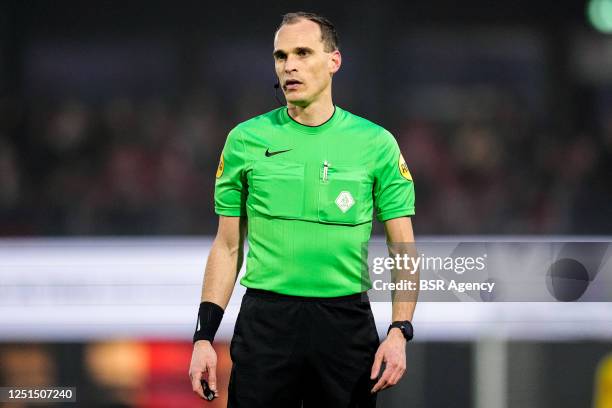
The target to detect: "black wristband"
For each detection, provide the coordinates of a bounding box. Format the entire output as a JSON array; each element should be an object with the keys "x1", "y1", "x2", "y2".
[{"x1": 193, "y1": 301, "x2": 224, "y2": 344}]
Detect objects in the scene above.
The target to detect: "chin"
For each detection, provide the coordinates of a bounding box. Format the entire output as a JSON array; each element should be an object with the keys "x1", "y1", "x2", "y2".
[{"x1": 285, "y1": 94, "x2": 309, "y2": 106}]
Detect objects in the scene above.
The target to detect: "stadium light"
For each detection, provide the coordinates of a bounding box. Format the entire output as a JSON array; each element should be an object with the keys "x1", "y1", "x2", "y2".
[{"x1": 588, "y1": 0, "x2": 612, "y2": 34}]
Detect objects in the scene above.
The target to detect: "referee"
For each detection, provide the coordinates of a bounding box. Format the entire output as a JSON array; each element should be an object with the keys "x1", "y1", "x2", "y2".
[{"x1": 189, "y1": 12, "x2": 417, "y2": 408}]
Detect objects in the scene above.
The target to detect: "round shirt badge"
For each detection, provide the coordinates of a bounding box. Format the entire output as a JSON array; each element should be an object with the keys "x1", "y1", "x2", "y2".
[
  {"x1": 398, "y1": 154, "x2": 412, "y2": 181},
  {"x1": 216, "y1": 153, "x2": 224, "y2": 178}
]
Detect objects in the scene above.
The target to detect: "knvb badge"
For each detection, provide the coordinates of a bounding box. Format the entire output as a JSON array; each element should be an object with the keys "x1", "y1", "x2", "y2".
[{"x1": 335, "y1": 191, "x2": 355, "y2": 213}]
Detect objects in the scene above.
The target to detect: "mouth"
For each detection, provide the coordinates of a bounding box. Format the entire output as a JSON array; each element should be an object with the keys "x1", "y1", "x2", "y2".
[{"x1": 283, "y1": 79, "x2": 303, "y2": 91}]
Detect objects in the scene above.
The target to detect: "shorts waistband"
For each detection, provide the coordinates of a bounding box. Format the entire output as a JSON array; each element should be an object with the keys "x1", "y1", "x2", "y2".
[{"x1": 245, "y1": 288, "x2": 369, "y2": 303}]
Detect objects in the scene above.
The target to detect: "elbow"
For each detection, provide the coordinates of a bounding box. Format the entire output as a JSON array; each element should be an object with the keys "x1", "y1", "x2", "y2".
[{"x1": 213, "y1": 236, "x2": 243, "y2": 259}]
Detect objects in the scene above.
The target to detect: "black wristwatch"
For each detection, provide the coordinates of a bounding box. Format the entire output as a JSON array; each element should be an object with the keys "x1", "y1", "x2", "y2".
[{"x1": 387, "y1": 320, "x2": 414, "y2": 341}]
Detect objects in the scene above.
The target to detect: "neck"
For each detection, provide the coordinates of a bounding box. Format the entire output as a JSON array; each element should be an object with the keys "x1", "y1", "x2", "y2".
[{"x1": 287, "y1": 93, "x2": 335, "y2": 126}]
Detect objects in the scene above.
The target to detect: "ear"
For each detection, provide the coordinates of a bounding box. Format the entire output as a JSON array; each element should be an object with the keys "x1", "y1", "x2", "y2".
[{"x1": 328, "y1": 50, "x2": 342, "y2": 74}]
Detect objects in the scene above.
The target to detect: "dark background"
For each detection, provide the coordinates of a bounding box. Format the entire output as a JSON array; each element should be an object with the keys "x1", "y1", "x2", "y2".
[{"x1": 1, "y1": 0, "x2": 611, "y2": 237}]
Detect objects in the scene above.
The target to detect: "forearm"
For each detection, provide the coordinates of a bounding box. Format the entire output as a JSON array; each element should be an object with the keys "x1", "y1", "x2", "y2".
[
  {"x1": 392, "y1": 296, "x2": 417, "y2": 323},
  {"x1": 390, "y1": 243, "x2": 419, "y2": 322},
  {"x1": 386, "y1": 242, "x2": 418, "y2": 345},
  {"x1": 384, "y1": 217, "x2": 419, "y2": 323},
  {"x1": 200, "y1": 217, "x2": 246, "y2": 309},
  {"x1": 200, "y1": 241, "x2": 243, "y2": 309},
  {"x1": 392, "y1": 295, "x2": 416, "y2": 322}
]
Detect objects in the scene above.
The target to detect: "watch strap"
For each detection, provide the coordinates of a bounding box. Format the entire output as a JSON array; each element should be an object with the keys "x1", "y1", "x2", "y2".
[{"x1": 387, "y1": 320, "x2": 414, "y2": 341}]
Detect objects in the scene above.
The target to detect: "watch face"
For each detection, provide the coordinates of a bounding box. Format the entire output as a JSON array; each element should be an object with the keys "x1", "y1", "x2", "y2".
[{"x1": 399, "y1": 323, "x2": 413, "y2": 340}]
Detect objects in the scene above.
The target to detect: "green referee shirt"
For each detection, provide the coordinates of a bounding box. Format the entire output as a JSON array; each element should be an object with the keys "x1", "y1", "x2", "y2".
[{"x1": 214, "y1": 106, "x2": 415, "y2": 297}]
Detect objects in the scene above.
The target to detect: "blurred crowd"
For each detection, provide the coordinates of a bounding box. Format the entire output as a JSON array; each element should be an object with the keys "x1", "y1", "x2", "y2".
[
  {"x1": 1, "y1": 87, "x2": 610, "y2": 236},
  {"x1": 1, "y1": 95, "x2": 226, "y2": 235},
  {"x1": 397, "y1": 96, "x2": 612, "y2": 235}
]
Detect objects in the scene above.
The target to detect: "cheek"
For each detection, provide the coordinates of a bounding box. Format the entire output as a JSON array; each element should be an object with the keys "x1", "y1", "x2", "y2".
[
  {"x1": 309, "y1": 63, "x2": 329, "y2": 86},
  {"x1": 317, "y1": 67, "x2": 331, "y2": 88}
]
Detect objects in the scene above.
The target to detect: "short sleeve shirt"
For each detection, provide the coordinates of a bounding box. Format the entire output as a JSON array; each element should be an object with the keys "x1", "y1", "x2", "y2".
[{"x1": 214, "y1": 106, "x2": 415, "y2": 296}]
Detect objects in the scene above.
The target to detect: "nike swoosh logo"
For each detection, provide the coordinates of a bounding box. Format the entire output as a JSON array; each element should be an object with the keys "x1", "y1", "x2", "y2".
[{"x1": 265, "y1": 148, "x2": 292, "y2": 157}]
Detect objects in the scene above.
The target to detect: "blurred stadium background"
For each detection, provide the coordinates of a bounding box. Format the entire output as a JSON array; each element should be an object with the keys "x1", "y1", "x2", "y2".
[{"x1": 1, "y1": 0, "x2": 612, "y2": 407}]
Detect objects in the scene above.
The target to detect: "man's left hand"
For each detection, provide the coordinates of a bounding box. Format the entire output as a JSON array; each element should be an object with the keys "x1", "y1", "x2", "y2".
[{"x1": 370, "y1": 328, "x2": 407, "y2": 393}]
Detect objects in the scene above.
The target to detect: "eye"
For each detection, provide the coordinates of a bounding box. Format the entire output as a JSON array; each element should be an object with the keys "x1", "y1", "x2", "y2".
[{"x1": 298, "y1": 49, "x2": 308, "y2": 56}]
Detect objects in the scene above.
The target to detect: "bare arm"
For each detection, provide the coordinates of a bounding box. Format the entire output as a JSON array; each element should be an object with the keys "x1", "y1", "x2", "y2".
[
  {"x1": 370, "y1": 216, "x2": 418, "y2": 393},
  {"x1": 200, "y1": 215, "x2": 247, "y2": 308},
  {"x1": 190, "y1": 215, "x2": 247, "y2": 399},
  {"x1": 384, "y1": 216, "x2": 418, "y2": 322}
]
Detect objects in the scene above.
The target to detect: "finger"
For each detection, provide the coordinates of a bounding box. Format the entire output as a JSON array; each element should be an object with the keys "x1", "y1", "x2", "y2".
[
  {"x1": 388, "y1": 363, "x2": 407, "y2": 388},
  {"x1": 382, "y1": 371, "x2": 401, "y2": 390},
  {"x1": 371, "y1": 376, "x2": 388, "y2": 393},
  {"x1": 389, "y1": 366, "x2": 406, "y2": 386},
  {"x1": 191, "y1": 370, "x2": 205, "y2": 399},
  {"x1": 207, "y1": 362, "x2": 218, "y2": 395},
  {"x1": 371, "y1": 365, "x2": 392, "y2": 393},
  {"x1": 370, "y1": 353, "x2": 384, "y2": 380}
]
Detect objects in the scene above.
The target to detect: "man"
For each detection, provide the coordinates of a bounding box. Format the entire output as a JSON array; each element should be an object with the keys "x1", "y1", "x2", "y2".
[{"x1": 189, "y1": 11, "x2": 417, "y2": 407}]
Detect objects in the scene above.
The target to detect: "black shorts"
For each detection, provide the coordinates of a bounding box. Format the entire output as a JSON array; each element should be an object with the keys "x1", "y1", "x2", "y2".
[{"x1": 228, "y1": 288, "x2": 380, "y2": 408}]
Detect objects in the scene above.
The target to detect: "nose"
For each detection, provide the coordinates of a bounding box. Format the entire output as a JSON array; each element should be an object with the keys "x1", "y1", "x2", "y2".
[{"x1": 284, "y1": 54, "x2": 298, "y2": 73}]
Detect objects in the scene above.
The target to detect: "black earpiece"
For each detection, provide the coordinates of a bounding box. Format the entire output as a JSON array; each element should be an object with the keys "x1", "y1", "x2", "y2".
[{"x1": 273, "y1": 82, "x2": 284, "y2": 106}]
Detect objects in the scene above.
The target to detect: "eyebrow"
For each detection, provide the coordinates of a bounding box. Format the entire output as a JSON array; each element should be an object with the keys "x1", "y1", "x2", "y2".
[{"x1": 273, "y1": 47, "x2": 315, "y2": 58}]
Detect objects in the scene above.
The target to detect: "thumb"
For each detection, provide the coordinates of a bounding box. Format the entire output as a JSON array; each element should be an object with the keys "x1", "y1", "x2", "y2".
[
  {"x1": 207, "y1": 362, "x2": 218, "y2": 393},
  {"x1": 370, "y1": 352, "x2": 384, "y2": 379},
  {"x1": 190, "y1": 370, "x2": 205, "y2": 399}
]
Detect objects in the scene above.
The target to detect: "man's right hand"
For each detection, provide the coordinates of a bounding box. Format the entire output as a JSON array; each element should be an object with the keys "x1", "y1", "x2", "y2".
[{"x1": 189, "y1": 340, "x2": 219, "y2": 399}]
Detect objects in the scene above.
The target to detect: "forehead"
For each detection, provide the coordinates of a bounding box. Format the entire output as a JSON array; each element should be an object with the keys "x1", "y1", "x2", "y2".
[{"x1": 274, "y1": 19, "x2": 324, "y2": 50}]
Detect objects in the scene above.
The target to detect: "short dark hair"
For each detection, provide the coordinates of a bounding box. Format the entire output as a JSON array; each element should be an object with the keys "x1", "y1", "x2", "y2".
[{"x1": 277, "y1": 12, "x2": 339, "y2": 52}]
